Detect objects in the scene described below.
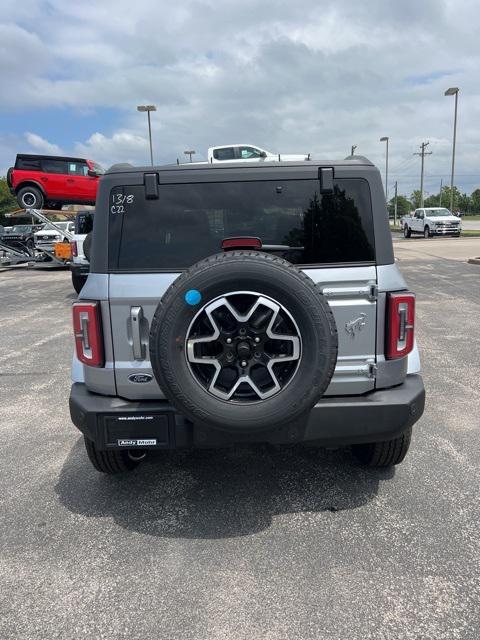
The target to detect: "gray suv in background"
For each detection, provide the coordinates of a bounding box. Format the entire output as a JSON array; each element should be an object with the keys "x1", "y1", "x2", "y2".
[{"x1": 69, "y1": 157, "x2": 425, "y2": 474}]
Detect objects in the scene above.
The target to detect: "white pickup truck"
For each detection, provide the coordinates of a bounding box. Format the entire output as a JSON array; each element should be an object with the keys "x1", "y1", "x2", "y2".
[
  {"x1": 207, "y1": 144, "x2": 310, "y2": 163},
  {"x1": 402, "y1": 207, "x2": 461, "y2": 238}
]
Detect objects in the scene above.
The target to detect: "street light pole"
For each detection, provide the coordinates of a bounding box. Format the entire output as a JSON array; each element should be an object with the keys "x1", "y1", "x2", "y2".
[
  {"x1": 380, "y1": 137, "x2": 389, "y2": 201},
  {"x1": 137, "y1": 104, "x2": 157, "y2": 166},
  {"x1": 444, "y1": 87, "x2": 459, "y2": 212},
  {"x1": 394, "y1": 180, "x2": 398, "y2": 226},
  {"x1": 147, "y1": 110, "x2": 153, "y2": 166},
  {"x1": 351, "y1": 145, "x2": 357, "y2": 156}
]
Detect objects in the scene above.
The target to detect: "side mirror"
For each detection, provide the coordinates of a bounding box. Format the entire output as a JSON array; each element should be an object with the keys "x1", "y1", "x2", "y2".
[
  {"x1": 87, "y1": 169, "x2": 98, "y2": 178},
  {"x1": 259, "y1": 151, "x2": 267, "y2": 158}
]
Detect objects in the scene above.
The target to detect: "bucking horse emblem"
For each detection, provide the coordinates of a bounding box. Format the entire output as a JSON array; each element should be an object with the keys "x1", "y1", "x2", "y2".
[{"x1": 345, "y1": 313, "x2": 367, "y2": 338}]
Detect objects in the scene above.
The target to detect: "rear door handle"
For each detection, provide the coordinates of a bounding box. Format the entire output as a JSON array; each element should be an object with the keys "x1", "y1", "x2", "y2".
[
  {"x1": 130, "y1": 306, "x2": 145, "y2": 360},
  {"x1": 66, "y1": 178, "x2": 75, "y2": 183}
]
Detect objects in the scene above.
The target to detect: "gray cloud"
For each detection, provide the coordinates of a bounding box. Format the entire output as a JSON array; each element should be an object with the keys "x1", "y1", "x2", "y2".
[{"x1": 1, "y1": 0, "x2": 479, "y2": 196}]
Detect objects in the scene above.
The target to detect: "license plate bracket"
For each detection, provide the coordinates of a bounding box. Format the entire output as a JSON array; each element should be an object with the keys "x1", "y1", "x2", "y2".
[{"x1": 104, "y1": 413, "x2": 171, "y2": 448}]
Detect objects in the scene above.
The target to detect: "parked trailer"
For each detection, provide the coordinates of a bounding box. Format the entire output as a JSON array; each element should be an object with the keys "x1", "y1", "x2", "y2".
[
  {"x1": 0, "y1": 238, "x2": 33, "y2": 266},
  {"x1": 4, "y1": 208, "x2": 75, "y2": 268}
]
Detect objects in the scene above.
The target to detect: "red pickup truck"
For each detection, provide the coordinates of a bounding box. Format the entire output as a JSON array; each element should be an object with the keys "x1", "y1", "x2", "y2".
[{"x1": 7, "y1": 154, "x2": 104, "y2": 210}]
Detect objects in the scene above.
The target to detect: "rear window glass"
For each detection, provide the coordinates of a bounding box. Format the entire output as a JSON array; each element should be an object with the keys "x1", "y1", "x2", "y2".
[
  {"x1": 109, "y1": 178, "x2": 374, "y2": 271},
  {"x1": 75, "y1": 212, "x2": 94, "y2": 234},
  {"x1": 42, "y1": 159, "x2": 68, "y2": 174},
  {"x1": 213, "y1": 147, "x2": 235, "y2": 160},
  {"x1": 16, "y1": 157, "x2": 41, "y2": 170}
]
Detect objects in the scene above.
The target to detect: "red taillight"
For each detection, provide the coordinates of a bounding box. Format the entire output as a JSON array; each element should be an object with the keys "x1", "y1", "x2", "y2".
[
  {"x1": 385, "y1": 292, "x2": 415, "y2": 360},
  {"x1": 222, "y1": 237, "x2": 262, "y2": 251},
  {"x1": 72, "y1": 302, "x2": 104, "y2": 367},
  {"x1": 71, "y1": 240, "x2": 78, "y2": 257}
]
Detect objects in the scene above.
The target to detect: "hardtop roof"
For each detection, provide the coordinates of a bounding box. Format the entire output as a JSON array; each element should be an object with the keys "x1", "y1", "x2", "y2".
[
  {"x1": 106, "y1": 156, "x2": 374, "y2": 175},
  {"x1": 16, "y1": 153, "x2": 89, "y2": 163}
]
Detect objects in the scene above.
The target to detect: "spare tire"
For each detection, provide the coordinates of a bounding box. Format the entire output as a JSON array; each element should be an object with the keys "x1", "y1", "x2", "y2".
[{"x1": 149, "y1": 252, "x2": 338, "y2": 433}]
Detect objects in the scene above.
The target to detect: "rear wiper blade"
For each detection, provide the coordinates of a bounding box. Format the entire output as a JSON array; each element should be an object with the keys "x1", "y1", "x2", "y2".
[{"x1": 261, "y1": 245, "x2": 304, "y2": 251}]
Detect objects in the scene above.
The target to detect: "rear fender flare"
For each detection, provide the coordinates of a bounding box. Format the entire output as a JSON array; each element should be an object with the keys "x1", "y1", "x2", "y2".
[{"x1": 15, "y1": 180, "x2": 46, "y2": 196}]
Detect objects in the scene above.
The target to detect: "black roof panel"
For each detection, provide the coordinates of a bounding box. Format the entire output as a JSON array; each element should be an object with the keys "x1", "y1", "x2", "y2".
[{"x1": 16, "y1": 153, "x2": 89, "y2": 163}]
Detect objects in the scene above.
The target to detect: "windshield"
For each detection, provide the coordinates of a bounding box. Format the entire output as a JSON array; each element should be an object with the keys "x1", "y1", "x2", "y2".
[
  {"x1": 11, "y1": 225, "x2": 32, "y2": 232},
  {"x1": 427, "y1": 208, "x2": 452, "y2": 217},
  {"x1": 92, "y1": 162, "x2": 105, "y2": 175},
  {"x1": 43, "y1": 222, "x2": 69, "y2": 231}
]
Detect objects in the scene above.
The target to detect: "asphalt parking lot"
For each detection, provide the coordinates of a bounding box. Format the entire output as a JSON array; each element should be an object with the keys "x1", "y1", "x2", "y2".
[{"x1": 1, "y1": 239, "x2": 479, "y2": 640}]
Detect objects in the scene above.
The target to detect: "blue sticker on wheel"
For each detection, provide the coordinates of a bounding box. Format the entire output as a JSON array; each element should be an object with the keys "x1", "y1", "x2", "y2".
[{"x1": 185, "y1": 289, "x2": 202, "y2": 306}]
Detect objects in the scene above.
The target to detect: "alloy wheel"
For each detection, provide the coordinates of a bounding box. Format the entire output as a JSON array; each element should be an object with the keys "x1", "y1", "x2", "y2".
[{"x1": 185, "y1": 292, "x2": 302, "y2": 403}]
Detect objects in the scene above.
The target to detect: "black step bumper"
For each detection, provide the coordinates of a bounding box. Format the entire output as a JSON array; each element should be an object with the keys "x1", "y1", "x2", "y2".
[{"x1": 70, "y1": 375, "x2": 425, "y2": 450}]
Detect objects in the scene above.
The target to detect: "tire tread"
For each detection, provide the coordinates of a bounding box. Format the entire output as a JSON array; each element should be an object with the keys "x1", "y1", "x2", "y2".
[
  {"x1": 84, "y1": 437, "x2": 139, "y2": 474},
  {"x1": 353, "y1": 427, "x2": 412, "y2": 468}
]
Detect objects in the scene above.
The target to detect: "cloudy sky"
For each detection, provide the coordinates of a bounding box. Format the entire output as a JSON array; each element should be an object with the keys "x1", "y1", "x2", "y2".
[{"x1": 1, "y1": 0, "x2": 479, "y2": 198}]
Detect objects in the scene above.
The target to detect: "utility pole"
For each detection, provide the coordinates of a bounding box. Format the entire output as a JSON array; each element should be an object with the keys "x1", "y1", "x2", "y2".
[
  {"x1": 439, "y1": 178, "x2": 443, "y2": 206},
  {"x1": 351, "y1": 145, "x2": 357, "y2": 156},
  {"x1": 414, "y1": 142, "x2": 432, "y2": 207},
  {"x1": 394, "y1": 181, "x2": 398, "y2": 226}
]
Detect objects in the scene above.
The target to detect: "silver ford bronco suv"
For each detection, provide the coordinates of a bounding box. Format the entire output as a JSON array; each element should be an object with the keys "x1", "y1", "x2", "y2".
[{"x1": 69, "y1": 157, "x2": 425, "y2": 474}]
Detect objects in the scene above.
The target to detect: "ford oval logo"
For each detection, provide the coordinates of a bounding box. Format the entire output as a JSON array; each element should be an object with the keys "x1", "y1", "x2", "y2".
[{"x1": 128, "y1": 373, "x2": 153, "y2": 384}]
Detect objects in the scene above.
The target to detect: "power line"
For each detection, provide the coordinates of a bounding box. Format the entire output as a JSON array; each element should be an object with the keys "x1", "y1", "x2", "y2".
[{"x1": 390, "y1": 155, "x2": 418, "y2": 173}]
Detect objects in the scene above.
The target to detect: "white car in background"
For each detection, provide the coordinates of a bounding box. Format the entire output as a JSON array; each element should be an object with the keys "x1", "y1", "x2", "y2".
[
  {"x1": 34, "y1": 221, "x2": 74, "y2": 253},
  {"x1": 207, "y1": 144, "x2": 310, "y2": 163}
]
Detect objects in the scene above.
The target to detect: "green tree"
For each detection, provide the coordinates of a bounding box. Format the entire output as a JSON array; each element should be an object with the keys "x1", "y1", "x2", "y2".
[
  {"x1": 410, "y1": 190, "x2": 422, "y2": 208},
  {"x1": 438, "y1": 186, "x2": 462, "y2": 211},
  {"x1": 0, "y1": 177, "x2": 18, "y2": 225},
  {"x1": 424, "y1": 193, "x2": 440, "y2": 207},
  {"x1": 470, "y1": 188, "x2": 480, "y2": 214},
  {"x1": 388, "y1": 195, "x2": 411, "y2": 218},
  {"x1": 457, "y1": 192, "x2": 471, "y2": 213},
  {"x1": 398, "y1": 186, "x2": 480, "y2": 215}
]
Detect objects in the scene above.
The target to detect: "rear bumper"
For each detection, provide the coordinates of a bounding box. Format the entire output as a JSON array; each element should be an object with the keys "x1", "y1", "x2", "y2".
[{"x1": 70, "y1": 375, "x2": 425, "y2": 450}]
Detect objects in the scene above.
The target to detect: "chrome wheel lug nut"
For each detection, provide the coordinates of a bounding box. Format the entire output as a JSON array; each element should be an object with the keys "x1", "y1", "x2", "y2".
[
  {"x1": 241, "y1": 360, "x2": 247, "y2": 368},
  {"x1": 254, "y1": 337, "x2": 260, "y2": 343},
  {"x1": 226, "y1": 337, "x2": 232, "y2": 344}
]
